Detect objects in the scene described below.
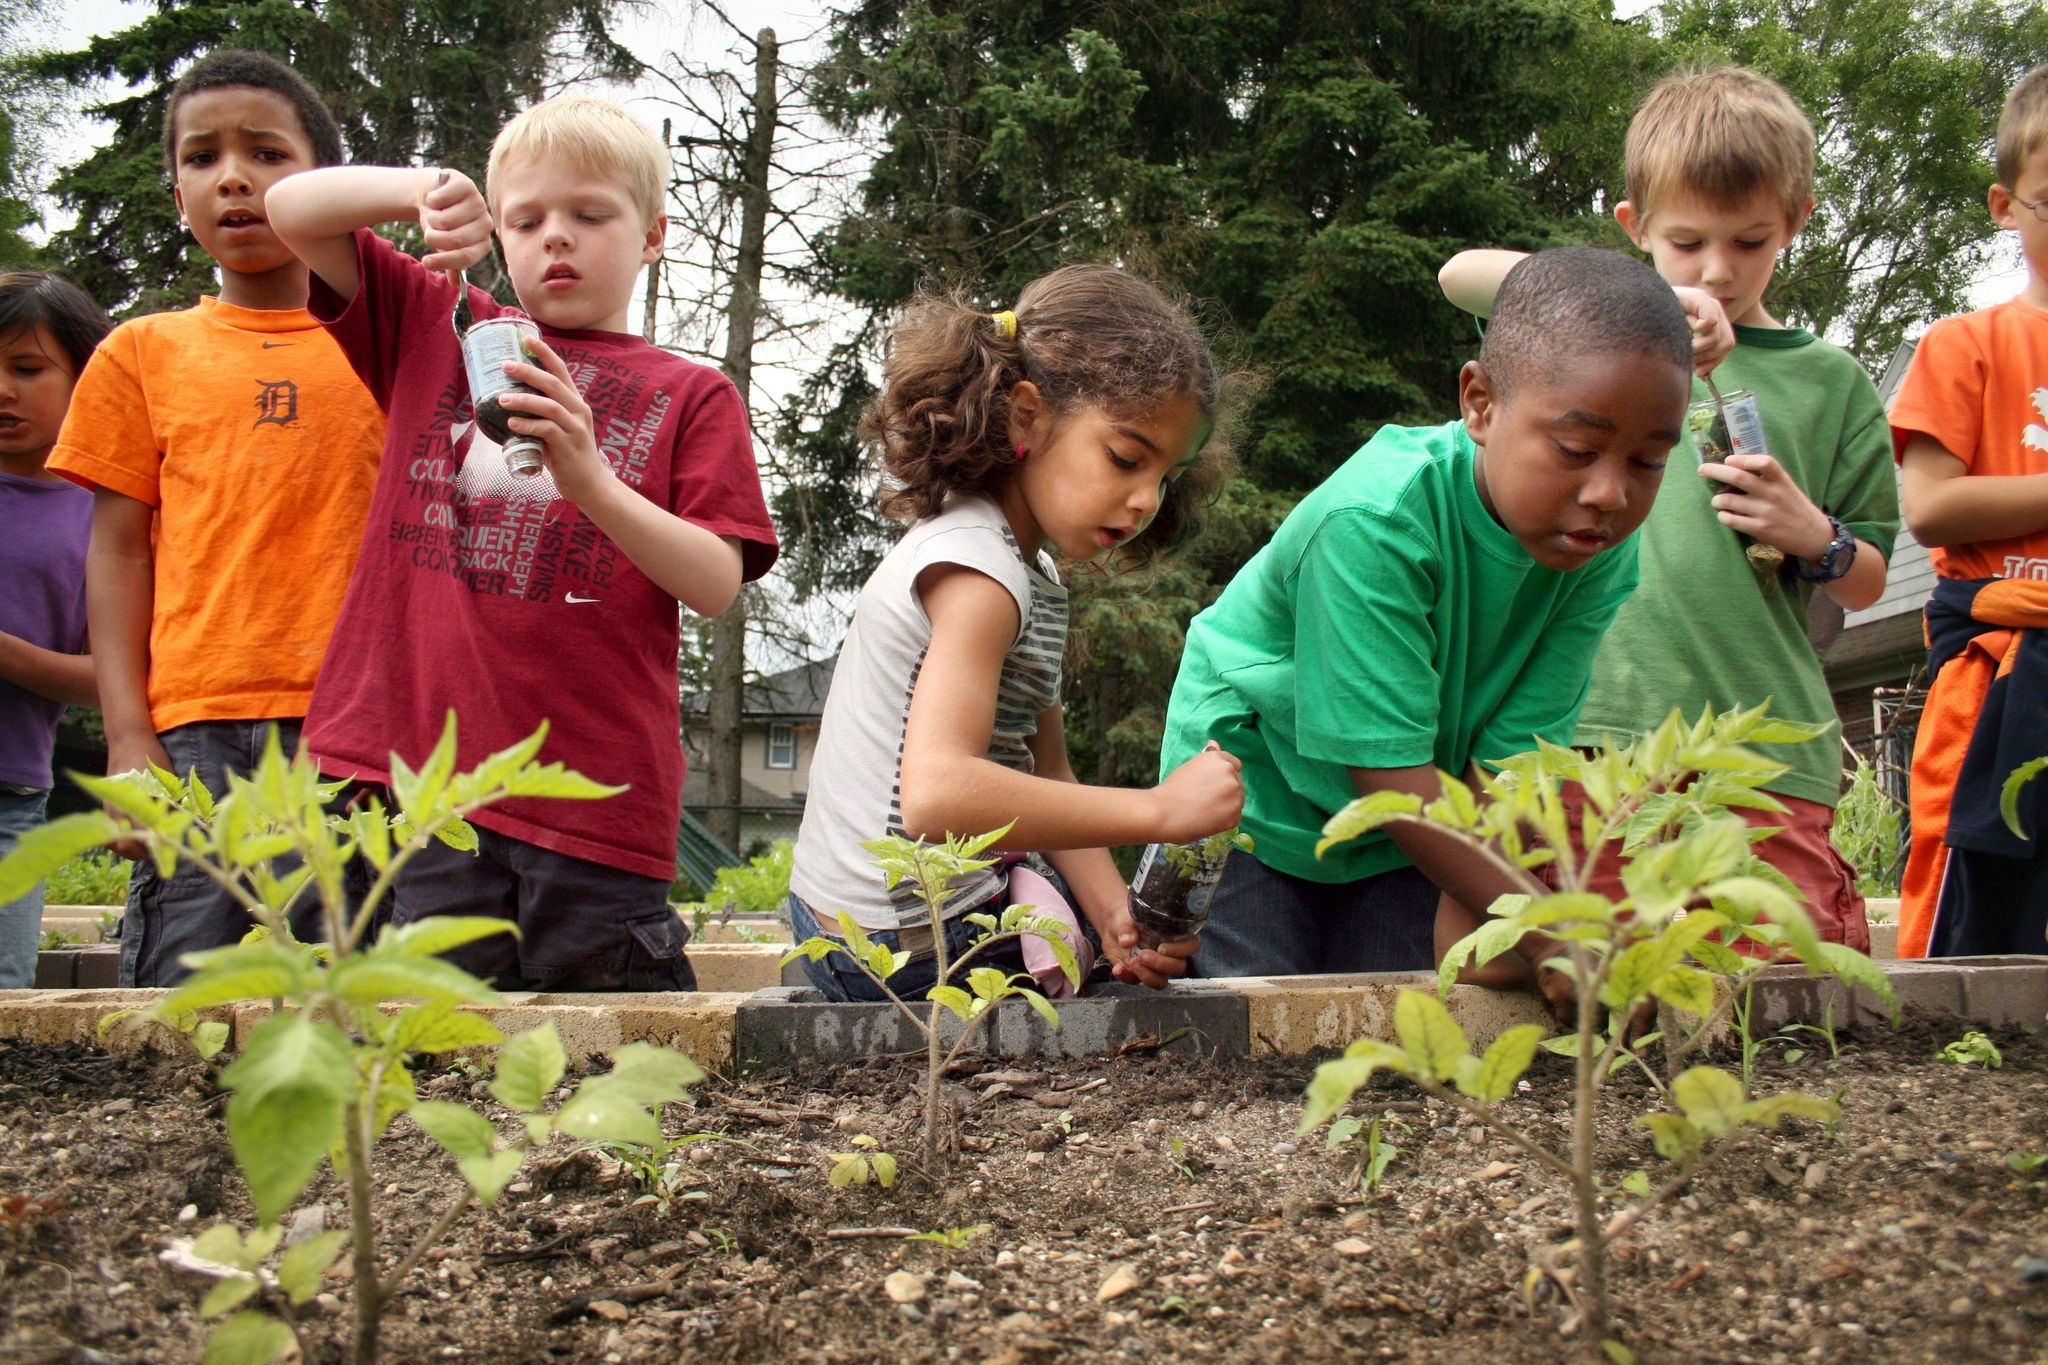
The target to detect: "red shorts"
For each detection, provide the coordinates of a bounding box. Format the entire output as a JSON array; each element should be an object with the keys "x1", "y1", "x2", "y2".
[{"x1": 1551, "y1": 782, "x2": 1869, "y2": 953}]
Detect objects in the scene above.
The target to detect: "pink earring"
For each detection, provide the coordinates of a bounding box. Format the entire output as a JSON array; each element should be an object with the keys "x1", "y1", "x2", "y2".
[{"x1": 1013, "y1": 443, "x2": 1028, "y2": 462}]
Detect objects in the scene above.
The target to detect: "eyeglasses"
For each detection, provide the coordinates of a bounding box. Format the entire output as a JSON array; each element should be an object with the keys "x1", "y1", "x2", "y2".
[{"x1": 2011, "y1": 194, "x2": 2048, "y2": 224}]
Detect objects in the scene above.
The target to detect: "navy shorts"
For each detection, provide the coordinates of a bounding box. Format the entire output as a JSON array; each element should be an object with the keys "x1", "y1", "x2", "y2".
[{"x1": 388, "y1": 825, "x2": 695, "y2": 992}]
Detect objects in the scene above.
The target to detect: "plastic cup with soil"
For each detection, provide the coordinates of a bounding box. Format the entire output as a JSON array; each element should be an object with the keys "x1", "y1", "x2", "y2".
[{"x1": 1127, "y1": 829, "x2": 1252, "y2": 952}]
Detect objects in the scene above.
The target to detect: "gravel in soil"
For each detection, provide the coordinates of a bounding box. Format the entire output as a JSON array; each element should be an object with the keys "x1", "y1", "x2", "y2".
[{"x1": 1, "y1": 1013, "x2": 2044, "y2": 1363}]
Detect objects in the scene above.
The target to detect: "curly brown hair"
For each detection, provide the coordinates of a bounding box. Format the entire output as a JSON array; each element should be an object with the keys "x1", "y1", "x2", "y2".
[{"x1": 863, "y1": 263, "x2": 1239, "y2": 571}]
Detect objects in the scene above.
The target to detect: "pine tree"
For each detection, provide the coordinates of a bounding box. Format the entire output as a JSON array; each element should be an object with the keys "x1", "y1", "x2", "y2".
[{"x1": 25, "y1": 0, "x2": 637, "y2": 314}]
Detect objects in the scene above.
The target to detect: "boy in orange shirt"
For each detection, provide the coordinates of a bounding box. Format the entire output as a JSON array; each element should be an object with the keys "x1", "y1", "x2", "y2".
[
  {"x1": 49, "y1": 51, "x2": 384, "y2": 986},
  {"x1": 1890, "y1": 63, "x2": 2048, "y2": 957}
]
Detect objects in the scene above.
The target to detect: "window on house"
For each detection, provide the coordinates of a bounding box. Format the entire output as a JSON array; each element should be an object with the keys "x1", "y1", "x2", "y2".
[{"x1": 765, "y1": 723, "x2": 796, "y2": 770}]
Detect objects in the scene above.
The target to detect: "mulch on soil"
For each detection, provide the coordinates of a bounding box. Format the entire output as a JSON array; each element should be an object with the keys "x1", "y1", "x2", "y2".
[{"x1": 1, "y1": 1012, "x2": 2044, "y2": 1363}]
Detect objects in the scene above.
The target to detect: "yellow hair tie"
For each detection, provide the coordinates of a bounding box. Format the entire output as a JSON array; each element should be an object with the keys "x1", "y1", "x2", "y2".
[{"x1": 990, "y1": 309, "x2": 1018, "y2": 341}]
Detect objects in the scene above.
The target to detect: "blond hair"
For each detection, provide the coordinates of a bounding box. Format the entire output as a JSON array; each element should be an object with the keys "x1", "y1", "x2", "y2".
[
  {"x1": 1624, "y1": 66, "x2": 1814, "y2": 223},
  {"x1": 487, "y1": 96, "x2": 668, "y2": 224},
  {"x1": 1996, "y1": 64, "x2": 2048, "y2": 189}
]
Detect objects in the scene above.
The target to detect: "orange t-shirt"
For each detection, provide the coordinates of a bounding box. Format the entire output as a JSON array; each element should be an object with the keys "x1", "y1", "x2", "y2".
[
  {"x1": 49, "y1": 297, "x2": 384, "y2": 731},
  {"x1": 1889, "y1": 297, "x2": 2048, "y2": 581}
]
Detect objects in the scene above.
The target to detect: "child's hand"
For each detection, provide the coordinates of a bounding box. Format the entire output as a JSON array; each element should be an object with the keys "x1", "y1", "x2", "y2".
[
  {"x1": 1094, "y1": 901, "x2": 1199, "y2": 989},
  {"x1": 497, "y1": 338, "x2": 610, "y2": 504},
  {"x1": 417, "y1": 168, "x2": 494, "y2": 274},
  {"x1": 1671, "y1": 287, "x2": 1735, "y2": 377},
  {"x1": 1150, "y1": 741, "x2": 1245, "y2": 845},
  {"x1": 104, "y1": 730, "x2": 173, "y2": 861},
  {"x1": 1697, "y1": 451, "x2": 1835, "y2": 559}
]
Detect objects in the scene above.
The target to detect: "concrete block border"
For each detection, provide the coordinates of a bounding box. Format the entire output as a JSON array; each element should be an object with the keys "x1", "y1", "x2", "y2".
[{"x1": 1, "y1": 957, "x2": 2039, "y2": 1073}]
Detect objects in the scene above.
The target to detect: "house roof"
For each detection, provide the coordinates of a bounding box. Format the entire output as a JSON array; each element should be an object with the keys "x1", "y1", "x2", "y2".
[{"x1": 681, "y1": 654, "x2": 838, "y2": 722}]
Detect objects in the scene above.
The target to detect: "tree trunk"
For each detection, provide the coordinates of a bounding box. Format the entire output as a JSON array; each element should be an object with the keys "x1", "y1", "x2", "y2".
[{"x1": 704, "y1": 31, "x2": 779, "y2": 855}]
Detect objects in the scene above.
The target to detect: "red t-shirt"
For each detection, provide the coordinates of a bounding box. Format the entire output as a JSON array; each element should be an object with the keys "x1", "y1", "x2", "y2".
[{"x1": 305, "y1": 229, "x2": 778, "y2": 878}]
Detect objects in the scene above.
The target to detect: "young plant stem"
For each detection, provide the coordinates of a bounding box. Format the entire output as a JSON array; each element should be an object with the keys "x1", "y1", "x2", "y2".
[
  {"x1": 919, "y1": 843, "x2": 952, "y2": 1170},
  {"x1": 380, "y1": 1188, "x2": 473, "y2": 1301},
  {"x1": 342, "y1": 1092, "x2": 382, "y2": 1365},
  {"x1": 1569, "y1": 937, "x2": 1612, "y2": 1353}
]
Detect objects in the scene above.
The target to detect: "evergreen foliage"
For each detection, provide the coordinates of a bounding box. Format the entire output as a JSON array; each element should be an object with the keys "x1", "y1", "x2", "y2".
[{"x1": 21, "y1": 0, "x2": 638, "y2": 314}]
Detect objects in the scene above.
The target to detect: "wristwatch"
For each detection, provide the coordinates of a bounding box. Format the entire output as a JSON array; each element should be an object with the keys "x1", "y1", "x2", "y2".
[{"x1": 1796, "y1": 513, "x2": 1856, "y2": 583}]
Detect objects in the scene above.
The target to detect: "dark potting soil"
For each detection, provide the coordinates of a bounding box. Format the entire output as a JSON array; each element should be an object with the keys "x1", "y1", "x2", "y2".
[{"x1": 1, "y1": 1012, "x2": 2044, "y2": 1364}]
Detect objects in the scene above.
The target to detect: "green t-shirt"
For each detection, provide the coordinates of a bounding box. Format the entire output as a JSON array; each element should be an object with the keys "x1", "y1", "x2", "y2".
[
  {"x1": 1161, "y1": 420, "x2": 1640, "y2": 883},
  {"x1": 1573, "y1": 325, "x2": 1900, "y2": 807}
]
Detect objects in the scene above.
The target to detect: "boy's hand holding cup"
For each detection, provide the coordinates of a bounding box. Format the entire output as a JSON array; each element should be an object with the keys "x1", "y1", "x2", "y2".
[{"x1": 1671, "y1": 287, "x2": 1735, "y2": 377}]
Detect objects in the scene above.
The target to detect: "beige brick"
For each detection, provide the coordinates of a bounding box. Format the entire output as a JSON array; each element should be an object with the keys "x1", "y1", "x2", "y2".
[
  {"x1": 1225, "y1": 972, "x2": 1554, "y2": 1055},
  {"x1": 0, "y1": 988, "x2": 226, "y2": 1055},
  {"x1": 687, "y1": 944, "x2": 790, "y2": 993},
  {"x1": 1866, "y1": 920, "x2": 1898, "y2": 961}
]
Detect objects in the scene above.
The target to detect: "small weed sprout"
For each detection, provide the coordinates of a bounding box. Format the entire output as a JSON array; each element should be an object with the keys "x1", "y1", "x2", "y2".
[
  {"x1": 904, "y1": 1224, "x2": 990, "y2": 1251},
  {"x1": 828, "y1": 1135, "x2": 899, "y2": 1188},
  {"x1": 1938, "y1": 1031, "x2": 2003, "y2": 1068},
  {"x1": 782, "y1": 826, "x2": 1082, "y2": 1167},
  {"x1": 0, "y1": 717, "x2": 704, "y2": 1365},
  {"x1": 1166, "y1": 1135, "x2": 1200, "y2": 1182},
  {"x1": 1327, "y1": 1115, "x2": 1404, "y2": 1196},
  {"x1": 1298, "y1": 705, "x2": 1895, "y2": 1360}
]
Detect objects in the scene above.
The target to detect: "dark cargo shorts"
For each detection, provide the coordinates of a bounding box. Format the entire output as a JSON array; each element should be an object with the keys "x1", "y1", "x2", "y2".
[{"x1": 388, "y1": 825, "x2": 696, "y2": 992}]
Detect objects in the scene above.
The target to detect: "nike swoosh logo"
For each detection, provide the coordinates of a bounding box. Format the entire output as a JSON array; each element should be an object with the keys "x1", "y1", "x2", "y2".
[
  {"x1": 565, "y1": 592, "x2": 601, "y2": 604},
  {"x1": 261, "y1": 341, "x2": 294, "y2": 349}
]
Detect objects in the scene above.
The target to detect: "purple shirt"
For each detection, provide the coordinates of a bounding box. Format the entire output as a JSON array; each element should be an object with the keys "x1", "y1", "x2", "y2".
[{"x1": 0, "y1": 472, "x2": 92, "y2": 788}]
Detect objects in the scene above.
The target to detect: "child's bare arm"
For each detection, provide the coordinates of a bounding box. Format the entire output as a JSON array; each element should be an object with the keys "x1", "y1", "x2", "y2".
[
  {"x1": 1900, "y1": 432, "x2": 2048, "y2": 548},
  {"x1": 497, "y1": 338, "x2": 743, "y2": 616},
  {"x1": 1028, "y1": 713, "x2": 1200, "y2": 990},
  {"x1": 0, "y1": 633, "x2": 95, "y2": 707},
  {"x1": 898, "y1": 564, "x2": 1243, "y2": 852},
  {"x1": 88, "y1": 491, "x2": 170, "y2": 848},
  {"x1": 266, "y1": 166, "x2": 494, "y2": 305},
  {"x1": 1439, "y1": 249, "x2": 1734, "y2": 374}
]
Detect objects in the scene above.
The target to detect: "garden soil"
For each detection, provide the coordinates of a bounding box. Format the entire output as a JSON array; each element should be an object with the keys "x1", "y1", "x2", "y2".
[{"x1": 2, "y1": 1013, "x2": 2044, "y2": 1364}]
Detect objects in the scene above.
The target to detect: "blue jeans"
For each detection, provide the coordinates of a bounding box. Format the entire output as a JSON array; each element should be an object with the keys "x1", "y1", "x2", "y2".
[
  {"x1": 120, "y1": 719, "x2": 338, "y2": 987},
  {"x1": 787, "y1": 891, "x2": 1061, "y2": 1003},
  {"x1": 0, "y1": 787, "x2": 50, "y2": 990},
  {"x1": 1189, "y1": 850, "x2": 1436, "y2": 978}
]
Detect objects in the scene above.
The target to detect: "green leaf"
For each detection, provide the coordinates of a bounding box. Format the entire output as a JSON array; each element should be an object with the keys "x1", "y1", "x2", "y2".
[
  {"x1": 1298, "y1": 1041, "x2": 1409, "y2": 1132},
  {"x1": 928, "y1": 985, "x2": 973, "y2": 1021},
  {"x1": 1619, "y1": 1169, "x2": 1653, "y2": 1198},
  {"x1": 0, "y1": 812, "x2": 125, "y2": 901},
  {"x1": 1603, "y1": 1337, "x2": 1638, "y2": 1365},
  {"x1": 218, "y1": 1013, "x2": 353, "y2": 1224},
  {"x1": 2001, "y1": 756, "x2": 2047, "y2": 839},
  {"x1": 871, "y1": 1152, "x2": 899, "y2": 1188},
  {"x1": 1811, "y1": 943, "x2": 1899, "y2": 1025},
  {"x1": 201, "y1": 1311, "x2": 294, "y2": 1365},
  {"x1": 1465, "y1": 1024, "x2": 1543, "y2": 1103},
  {"x1": 329, "y1": 954, "x2": 504, "y2": 1009},
  {"x1": 390, "y1": 1003, "x2": 507, "y2": 1054},
  {"x1": 276, "y1": 1230, "x2": 349, "y2": 1306},
  {"x1": 433, "y1": 817, "x2": 480, "y2": 853},
  {"x1": 458, "y1": 1148, "x2": 526, "y2": 1206},
  {"x1": 1316, "y1": 790, "x2": 1424, "y2": 858},
  {"x1": 199, "y1": 1275, "x2": 260, "y2": 1318},
  {"x1": 583, "y1": 1044, "x2": 704, "y2": 1107},
  {"x1": 191, "y1": 1224, "x2": 262, "y2": 1271},
  {"x1": 1739, "y1": 1092, "x2": 1838, "y2": 1128},
  {"x1": 1649, "y1": 965, "x2": 1717, "y2": 1017},
  {"x1": 1018, "y1": 988, "x2": 1061, "y2": 1030},
  {"x1": 375, "y1": 915, "x2": 518, "y2": 961},
  {"x1": 553, "y1": 1087, "x2": 660, "y2": 1150},
  {"x1": 1393, "y1": 990, "x2": 1470, "y2": 1082},
  {"x1": 410, "y1": 1100, "x2": 499, "y2": 1160},
  {"x1": 491, "y1": 1023, "x2": 566, "y2": 1113},
  {"x1": 1671, "y1": 1066, "x2": 1747, "y2": 1138},
  {"x1": 191, "y1": 1020, "x2": 232, "y2": 1061},
  {"x1": 1640, "y1": 1112, "x2": 1703, "y2": 1165}
]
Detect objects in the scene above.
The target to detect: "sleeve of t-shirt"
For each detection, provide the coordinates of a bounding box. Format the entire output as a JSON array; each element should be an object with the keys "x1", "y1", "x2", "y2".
[
  {"x1": 1826, "y1": 366, "x2": 1902, "y2": 562},
  {"x1": 905, "y1": 522, "x2": 1032, "y2": 647},
  {"x1": 1888, "y1": 317, "x2": 1983, "y2": 468},
  {"x1": 306, "y1": 227, "x2": 452, "y2": 409},
  {"x1": 1470, "y1": 539, "x2": 1640, "y2": 770},
  {"x1": 665, "y1": 369, "x2": 781, "y2": 582},
  {"x1": 1292, "y1": 506, "x2": 1442, "y2": 769},
  {"x1": 47, "y1": 323, "x2": 162, "y2": 506}
]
